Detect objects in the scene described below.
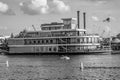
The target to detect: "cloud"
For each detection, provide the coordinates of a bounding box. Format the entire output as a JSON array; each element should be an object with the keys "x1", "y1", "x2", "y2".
[
  {"x1": 52, "y1": 0, "x2": 70, "y2": 13},
  {"x1": 20, "y1": 0, "x2": 49, "y2": 15},
  {"x1": 94, "y1": 0, "x2": 108, "y2": 6},
  {"x1": 29, "y1": 0, "x2": 49, "y2": 14},
  {"x1": 0, "y1": 2, "x2": 8, "y2": 12},
  {"x1": 20, "y1": 0, "x2": 70, "y2": 15},
  {"x1": 0, "y1": 2, "x2": 15, "y2": 15},
  {"x1": 82, "y1": 0, "x2": 112, "y2": 5}
]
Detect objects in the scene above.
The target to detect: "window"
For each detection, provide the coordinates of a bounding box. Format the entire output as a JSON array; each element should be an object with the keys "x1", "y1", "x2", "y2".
[
  {"x1": 25, "y1": 40, "x2": 30, "y2": 44},
  {"x1": 29, "y1": 40, "x2": 32, "y2": 44},
  {"x1": 77, "y1": 38, "x2": 80, "y2": 43},
  {"x1": 42, "y1": 40, "x2": 44, "y2": 44},
  {"x1": 46, "y1": 40, "x2": 48, "y2": 43},
  {"x1": 36, "y1": 47, "x2": 39, "y2": 52},
  {"x1": 41, "y1": 47, "x2": 44, "y2": 52},
  {"x1": 89, "y1": 37, "x2": 92, "y2": 43},
  {"x1": 92, "y1": 37, "x2": 94, "y2": 43},
  {"x1": 53, "y1": 47, "x2": 57, "y2": 52},
  {"x1": 49, "y1": 47, "x2": 52, "y2": 51},
  {"x1": 38, "y1": 40, "x2": 40, "y2": 44},
  {"x1": 86, "y1": 37, "x2": 88, "y2": 43},
  {"x1": 50, "y1": 40, "x2": 53, "y2": 43},
  {"x1": 80, "y1": 38, "x2": 84, "y2": 43},
  {"x1": 34, "y1": 40, "x2": 36, "y2": 44}
]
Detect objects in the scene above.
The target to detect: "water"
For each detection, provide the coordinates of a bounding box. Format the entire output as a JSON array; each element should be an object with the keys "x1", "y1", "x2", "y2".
[
  {"x1": 1, "y1": 54, "x2": 120, "y2": 67},
  {"x1": 0, "y1": 54, "x2": 120, "y2": 79}
]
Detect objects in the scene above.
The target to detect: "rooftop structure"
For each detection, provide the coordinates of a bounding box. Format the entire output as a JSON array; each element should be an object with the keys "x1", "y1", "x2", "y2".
[{"x1": 41, "y1": 18, "x2": 78, "y2": 31}]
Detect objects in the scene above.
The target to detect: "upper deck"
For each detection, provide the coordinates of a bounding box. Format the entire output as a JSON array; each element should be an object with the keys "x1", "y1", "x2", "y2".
[{"x1": 14, "y1": 18, "x2": 90, "y2": 38}]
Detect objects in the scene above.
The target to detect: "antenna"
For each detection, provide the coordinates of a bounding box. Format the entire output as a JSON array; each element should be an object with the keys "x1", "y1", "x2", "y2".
[{"x1": 32, "y1": 25, "x2": 36, "y2": 31}]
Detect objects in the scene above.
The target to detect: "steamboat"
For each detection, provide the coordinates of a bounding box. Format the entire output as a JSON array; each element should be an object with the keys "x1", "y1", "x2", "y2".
[{"x1": 6, "y1": 11, "x2": 107, "y2": 54}]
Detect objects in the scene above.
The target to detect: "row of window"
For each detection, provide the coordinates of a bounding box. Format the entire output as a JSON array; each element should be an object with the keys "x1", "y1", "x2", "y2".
[
  {"x1": 32, "y1": 45, "x2": 99, "y2": 52},
  {"x1": 75, "y1": 46, "x2": 98, "y2": 50},
  {"x1": 42, "y1": 26, "x2": 61, "y2": 30},
  {"x1": 43, "y1": 45, "x2": 99, "y2": 52},
  {"x1": 25, "y1": 31, "x2": 84, "y2": 38},
  {"x1": 24, "y1": 37, "x2": 99, "y2": 45},
  {"x1": 33, "y1": 46, "x2": 58, "y2": 52},
  {"x1": 59, "y1": 45, "x2": 98, "y2": 51}
]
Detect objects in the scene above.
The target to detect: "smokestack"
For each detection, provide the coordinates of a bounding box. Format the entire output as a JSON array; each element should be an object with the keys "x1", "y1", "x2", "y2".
[
  {"x1": 83, "y1": 12, "x2": 86, "y2": 30},
  {"x1": 77, "y1": 11, "x2": 80, "y2": 29}
]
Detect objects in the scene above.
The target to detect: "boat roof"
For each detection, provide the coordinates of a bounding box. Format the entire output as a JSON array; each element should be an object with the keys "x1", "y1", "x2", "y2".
[{"x1": 26, "y1": 29, "x2": 87, "y2": 33}]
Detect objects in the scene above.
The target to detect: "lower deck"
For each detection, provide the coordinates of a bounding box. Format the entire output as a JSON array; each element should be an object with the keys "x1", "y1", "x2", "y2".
[{"x1": 7, "y1": 44, "x2": 104, "y2": 54}]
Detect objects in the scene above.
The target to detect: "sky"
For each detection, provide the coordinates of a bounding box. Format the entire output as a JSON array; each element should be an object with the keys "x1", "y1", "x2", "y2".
[{"x1": 0, "y1": 0, "x2": 120, "y2": 37}]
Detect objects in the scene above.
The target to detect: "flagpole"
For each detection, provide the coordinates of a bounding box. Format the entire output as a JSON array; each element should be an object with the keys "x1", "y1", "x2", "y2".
[
  {"x1": 103, "y1": 17, "x2": 112, "y2": 54},
  {"x1": 109, "y1": 30, "x2": 112, "y2": 54}
]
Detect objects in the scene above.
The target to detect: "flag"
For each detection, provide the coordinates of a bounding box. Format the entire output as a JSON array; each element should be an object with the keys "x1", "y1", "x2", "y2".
[{"x1": 103, "y1": 17, "x2": 110, "y2": 22}]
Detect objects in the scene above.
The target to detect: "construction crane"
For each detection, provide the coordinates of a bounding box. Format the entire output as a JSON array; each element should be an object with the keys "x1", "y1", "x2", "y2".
[{"x1": 32, "y1": 25, "x2": 36, "y2": 31}]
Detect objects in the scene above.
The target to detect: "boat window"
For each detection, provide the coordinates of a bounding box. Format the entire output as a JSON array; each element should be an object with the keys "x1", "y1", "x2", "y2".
[
  {"x1": 42, "y1": 40, "x2": 44, "y2": 44},
  {"x1": 77, "y1": 38, "x2": 80, "y2": 43},
  {"x1": 49, "y1": 47, "x2": 52, "y2": 51},
  {"x1": 45, "y1": 40, "x2": 48, "y2": 44},
  {"x1": 84, "y1": 38, "x2": 87, "y2": 43},
  {"x1": 34, "y1": 41, "x2": 36, "y2": 44},
  {"x1": 86, "y1": 37, "x2": 89, "y2": 43},
  {"x1": 50, "y1": 40, "x2": 53, "y2": 43},
  {"x1": 80, "y1": 38, "x2": 84, "y2": 43},
  {"x1": 89, "y1": 37, "x2": 92, "y2": 43},
  {"x1": 41, "y1": 47, "x2": 44, "y2": 52},
  {"x1": 38, "y1": 40, "x2": 40, "y2": 44},
  {"x1": 53, "y1": 47, "x2": 57, "y2": 52},
  {"x1": 29, "y1": 40, "x2": 32, "y2": 44},
  {"x1": 92, "y1": 37, "x2": 94, "y2": 43}
]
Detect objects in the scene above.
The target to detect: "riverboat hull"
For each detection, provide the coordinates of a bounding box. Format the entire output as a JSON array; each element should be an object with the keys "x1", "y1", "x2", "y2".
[
  {"x1": 6, "y1": 44, "x2": 111, "y2": 55},
  {"x1": 6, "y1": 49, "x2": 110, "y2": 55}
]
